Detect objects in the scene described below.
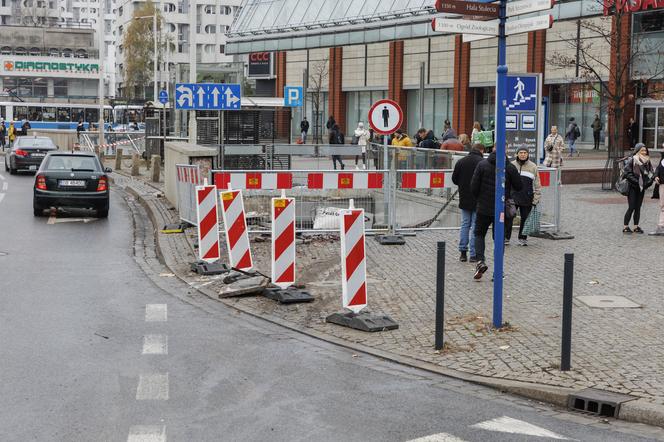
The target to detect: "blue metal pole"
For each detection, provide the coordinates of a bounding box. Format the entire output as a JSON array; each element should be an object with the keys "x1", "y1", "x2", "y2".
[{"x1": 493, "y1": 0, "x2": 507, "y2": 329}]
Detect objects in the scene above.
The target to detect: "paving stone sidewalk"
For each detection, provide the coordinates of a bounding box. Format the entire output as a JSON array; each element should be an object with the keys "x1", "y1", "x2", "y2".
[{"x1": 112, "y1": 163, "x2": 664, "y2": 408}]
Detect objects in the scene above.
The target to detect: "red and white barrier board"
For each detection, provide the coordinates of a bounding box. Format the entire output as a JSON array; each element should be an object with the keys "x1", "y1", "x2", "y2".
[
  {"x1": 213, "y1": 171, "x2": 385, "y2": 191},
  {"x1": 340, "y1": 207, "x2": 368, "y2": 313},
  {"x1": 307, "y1": 172, "x2": 384, "y2": 189},
  {"x1": 219, "y1": 189, "x2": 253, "y2": 270},
  {"x1": 177, "y1": 165, "x2": 201, "y2": 185},
  {"x1": 271, "y1": 197, "x2": 296, "y2": 289},
  {"x1": 195, "y1": 185, "x2": 221, "y2": 263},
  {"x1": 400, "y1": 171, "x2": 451, "y2": 189}
]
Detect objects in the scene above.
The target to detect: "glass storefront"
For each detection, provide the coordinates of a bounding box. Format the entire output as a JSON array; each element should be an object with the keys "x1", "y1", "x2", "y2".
[
  {"x1": 406, "y1": 88, "x2": 452, "y2": 137},
  {"x1": 640, "y1": 106, "x2": 664, "y2": 149},
  {"x1": 474, "y1": 87, "x2": 496, "y2": 132},
  {"x1": 346, "y1": 90, "x2": 387, "y2": 134},
  {"x1": 549, "y1": 83, "x2": 606, "y2": 144},
  {"x1": 290, "y1": 91, "x2": 329, "y2": 143}
]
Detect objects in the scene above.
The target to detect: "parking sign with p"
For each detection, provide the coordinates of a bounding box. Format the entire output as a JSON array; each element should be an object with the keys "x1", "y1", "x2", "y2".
[{"x1": 284, "y1": 86, "x2": 303, "y2": 107}]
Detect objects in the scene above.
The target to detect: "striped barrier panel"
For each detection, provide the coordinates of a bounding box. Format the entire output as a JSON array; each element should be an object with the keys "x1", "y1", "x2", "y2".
[
  {"x1": 271, "y1": 196, "x2": 296, "y2": 289},
  {"x1": 195, "y1": 184, "x2": 221, "y2": 263},
  {"x1": 219, "y1": 189, "x2": 253, "y2": 270},
  {"x1": 340, "y1": 205, "x2": 368, "y2": 313},
  {"x1": 175, "y1": 164, "x2": 201, "y2": 225}
]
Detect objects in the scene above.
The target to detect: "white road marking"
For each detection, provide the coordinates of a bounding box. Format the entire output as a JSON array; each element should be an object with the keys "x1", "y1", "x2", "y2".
[
  {"x1": 0, "y1": 172, "x2": 5, "y2": 180},
  {"x1": 50, "y1": 217, "x2": 97, "y2": 224},
  {"x1": 2, "y1": 181, "x2": 7, "y2": 191},
  {"x1": 0, "y1": 193, "x2": 4, "y2": 204},
  {"x1": 471, "y1": 416, "x2": 570, "y2": 440},
  {"x1": 127, "y1": 425, "x2": 166, "y2": 442},
  {"x1": 145, "y1": 304, "x2": 167, "y2": 322},
  {"x1": 407, "y1": 433, "x2": 468, "y2": 441},
  {"x1": 136, "y1": 373, "x2": 169, "y2": 400},
  {"x1": 142, "y1": 335, "x2": 168, "y2": 355}
]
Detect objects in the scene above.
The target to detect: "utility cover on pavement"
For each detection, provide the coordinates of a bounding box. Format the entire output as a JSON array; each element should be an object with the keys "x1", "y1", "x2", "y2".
[
  {"x1": 577, "y1": 295, "x2": 641, "y2": 309},
  {"x1": 326, "y1": 311, "x2": 399, "y2": 332},
  {"x1": 190, "y1": 260, "x2": 230, "y2": 275},
  {"x1": 262, "y1": 287, "x2": 315, "y2": 304}
]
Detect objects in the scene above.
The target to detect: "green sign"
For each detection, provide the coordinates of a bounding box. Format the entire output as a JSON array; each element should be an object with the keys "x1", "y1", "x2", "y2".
[
  {"x1": 9, "y1": 60, "x2": 100, "y2": 73},
  {"x1": 473, "y1": 130, "x2": 494, "y2": 148}
]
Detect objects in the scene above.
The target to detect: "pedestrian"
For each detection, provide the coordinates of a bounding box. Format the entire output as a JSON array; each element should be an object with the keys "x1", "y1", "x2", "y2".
[
  {"x1": 441, "y1": 119, "x2": 456, "y2": 141},
  {"x1": 649, "y1": 150, "x2": 664, "y2": 236},
  {"x1": 326, "y1": 115, "x2": 336, "y2": 134},
  {"x1": 76, "y1": 119, "x2": 85, "y2": 142},
  {"x1": 452, "y1": 142, "x2": 485, "y2": 262},
  {"x1": 300, "y1": 117, "x2": 309, "y2": 144},
  {"x1": 471, "y1": 121, "x2": 481, "y2": 143},
  {"x1": 441, "y1": 133, "x2": 464, "y2": 151},
  {"x1": 506, "y1": 147, "x2": 542, "y2": 246},
  {"x1": 622, "y1": 143, "x2": 654, "y2": 233},
  {"x1": 392, "y1": 128, "x2": 413, "y2": 168},
  {"x1": 544, "y1": 126, "x2": 565, "y2": 168},
  {"x1": 591, "y1": 114, "x2": 602, "y2": 150},
  {"x1": 329, "y1": 123, "x2": 346, "y2": 170},
  {"x1": 353, "y1": 122, "x2": 369, "y2": 169},
  {"x1": 21, "y1": 119, "x2": 31, "y2": 136},
  {"x1": 458, "y1": 134, "x2": 472, "y2": 151},
  {"x1": 627, "y1": 117, "x2": 638, "y2": 148},
  {"x1": 565, "y1": 117, "x2": 580, "y2": 158},
  {"x1": 8, "y1": 121, "x2": 16, "y2": 148},
  {"x1": 470, "y1": 145, "x2": 523, "y2": 279},
  {"x1": 415, "y1": 128, "x2": 440, "y2": 149},
  {"x1": 0, "y1": 121, "x2": 6, "y2": 151}
]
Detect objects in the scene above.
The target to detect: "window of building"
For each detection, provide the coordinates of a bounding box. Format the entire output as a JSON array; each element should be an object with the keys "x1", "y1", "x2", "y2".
[
  {"x1": 205, "y1": 24, "x2": 216, "y2": 33},
  {"x1": 29, "y1": 47, "x2": 40, "y2": 56},
  {"x1": 204, "y1": 5, "x2": 215, "y2": 13},
  {"x1": 406, "y1": 88, "x2": 453, "y2": 137},
  {"x1": 219, "y1": 44, "x2": 225, "y2": 54},
  {"x1": 549, "y1": 83, "x2": 605, "y2": 144},
  {"x1": 345, "y1": 90, "x2": 387, "y2": 135},
  {"x1": 474, "y1": 87, "x2": 496, "y2": 132},
  {"x1": 54, "y1": 79, "x2": 68, "y2": 97},
  {"x1": 118, "y1": 6, "x2": 122, "y2": 15}
]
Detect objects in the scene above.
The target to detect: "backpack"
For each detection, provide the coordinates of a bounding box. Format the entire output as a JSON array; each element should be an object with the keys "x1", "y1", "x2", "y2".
[
  {"x1": 573, "y1": 125, "x2": 580, "y2": 139},
  {"x1": 336, "y1": 131, "x2": 345, "y2": 144}
]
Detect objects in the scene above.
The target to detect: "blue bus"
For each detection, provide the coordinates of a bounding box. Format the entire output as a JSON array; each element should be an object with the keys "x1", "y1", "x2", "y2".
[{"x1": 0, "y1": 101, "x2": 113, "y2": 130}]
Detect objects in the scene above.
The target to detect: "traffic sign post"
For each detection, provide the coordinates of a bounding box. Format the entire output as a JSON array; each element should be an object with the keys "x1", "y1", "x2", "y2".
[
  {"x1": 175, "y1": 83, "x2": 242, "y2": 110},
  {"x1": 284, "y1": 86, "x2": 303, "y2": 107},
  {"x1": 504, "y1": 73, "x2": 543, "y2": 163}
]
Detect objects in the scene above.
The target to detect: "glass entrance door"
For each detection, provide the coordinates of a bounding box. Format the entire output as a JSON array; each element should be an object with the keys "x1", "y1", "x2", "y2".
[{"x1": 640, "y1": 105, "x2": 664, "y2": 149}]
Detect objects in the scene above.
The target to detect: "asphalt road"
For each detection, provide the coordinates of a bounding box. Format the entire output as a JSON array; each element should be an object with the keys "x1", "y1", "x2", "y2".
[{"x1": 0, "y1": 154, "x2": 662, "y2": 442}]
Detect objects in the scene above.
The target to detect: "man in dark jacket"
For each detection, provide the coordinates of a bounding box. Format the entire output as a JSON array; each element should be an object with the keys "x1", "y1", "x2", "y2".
[
  {"x1": 452, "y1": 143, "x2": 484, "y2": 262},
  {"x1": 470, "y1": 148, "x2": 523, "y2": 279},
  {"x1": 329, "y1": 123, "x2": 345, "y2": 170},
  {"x1": 415, "y1": 128, "x2": 440, "y2": 149},
  {"x1": 300, "y1": 117, "x2": 309, "y2": 143}
]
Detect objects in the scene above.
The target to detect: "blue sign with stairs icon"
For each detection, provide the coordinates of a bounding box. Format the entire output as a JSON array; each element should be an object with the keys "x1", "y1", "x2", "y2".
[{"x1": 506, "y1": 75, "x2": 537, "y2": 112}]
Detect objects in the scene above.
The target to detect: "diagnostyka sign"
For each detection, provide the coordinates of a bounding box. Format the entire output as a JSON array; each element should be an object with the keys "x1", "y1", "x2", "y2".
[
  {"x1": 247, "y1": 52, "x2": 272, "y2": 78},
  {"x1": 3, "y1": 60, "x2": 100, "y2": 73}
]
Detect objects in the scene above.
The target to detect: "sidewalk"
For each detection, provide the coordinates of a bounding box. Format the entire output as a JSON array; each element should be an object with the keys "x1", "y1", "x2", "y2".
[{"x1": 111, "y1": 161, "x2": 664, "y2": 428}]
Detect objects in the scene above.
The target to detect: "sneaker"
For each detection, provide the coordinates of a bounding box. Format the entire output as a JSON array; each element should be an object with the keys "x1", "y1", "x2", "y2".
[
  {"x1": 355, "y1": 165, "x2": 360, "y2": 170},
  {"x1": 623, "y1": 226, "x2": 632, "y2": 233},
  {"x1": 474, "y1": 261, "x2": 488, "y2": 280},
  {"x1": 504, "y1": 239, "x2": 510, "y2": 246},
  {"x1": 518, "y1": 238, "x2": 528, "y2": 246},
  {"x1": 459, "y1": 251, "x2": 468, "y2": 262},
  {"x1": 362, "y1": 164, "x2": 366, "y2": 170},
  {"x1": 633, "y1": 226, "x2": 644, "y2": 234},
  {"x1": 469, "y1": 256, "x2": 478, "y2": 263}
]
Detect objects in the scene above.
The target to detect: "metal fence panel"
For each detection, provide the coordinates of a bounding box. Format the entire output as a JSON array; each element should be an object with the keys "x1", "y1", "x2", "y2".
[{"x1": 175, "y1": 164, "x2": 202, "y2": 225}]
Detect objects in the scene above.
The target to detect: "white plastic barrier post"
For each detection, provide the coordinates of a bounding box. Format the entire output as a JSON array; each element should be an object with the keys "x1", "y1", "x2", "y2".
[
  {"x1": 271, "y1": 191, "x2": 296, "y2": 289},
  {"x1": 219, "y1": 188, "x2": 253, "y2": 270},
  {"x1": 339, "y1": 199, "x2": 367, "y2": 313},
  {"x1": 195, "y1": 182, "x2": 221, "y2": 263}
]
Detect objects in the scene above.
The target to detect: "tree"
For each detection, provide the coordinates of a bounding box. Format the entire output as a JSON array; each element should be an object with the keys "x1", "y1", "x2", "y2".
[
  {"x1": 548, "y1": 3, "x2": 664, "y2": 184},
  {"x1": 121, "y1": 0, "x2": 163, "y2": 99},
  {"x1": 308, "y1": 57, "x2": 329, "y2": 143}
]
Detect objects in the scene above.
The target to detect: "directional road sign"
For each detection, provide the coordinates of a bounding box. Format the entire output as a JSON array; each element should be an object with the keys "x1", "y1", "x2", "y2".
[
  {"x1": 175, "y1": 83, "x2": 242, "y2": 110},
  {"x1": 432, "y1": 17, "x2": 498, "y2": 35},
  {"x1": 158, "y1": 89, "x2": 169, "y2": 105},
  {"x1": 435, "y1": 0, "x2": 499, "y2": 17},
  {"x1": 284, "y1": 86, "x2": 303, "y2": 107},
  {"x1": 505, "y1": 15, "x2": 553, "y2": 34},
  {"x1": 368, "y1": 99, "x2": 403, "y2": 135},
  {"x1": 507, "y1": 0, "x2": 555, "y2": 17}
]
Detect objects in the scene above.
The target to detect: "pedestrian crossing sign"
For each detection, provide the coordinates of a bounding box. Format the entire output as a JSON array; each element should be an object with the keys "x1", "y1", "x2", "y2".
[{"x1": 506, "y1": 75, "x2": 538, "y2": 111}]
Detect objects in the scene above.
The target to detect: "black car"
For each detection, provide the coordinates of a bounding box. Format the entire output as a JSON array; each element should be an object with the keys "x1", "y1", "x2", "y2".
[
  {"x1": 33, "y1": 152, "x2": 112, "y2": 218},
  {"x1": 5, "y1": 136, "x2": 58, "y2": 174}
]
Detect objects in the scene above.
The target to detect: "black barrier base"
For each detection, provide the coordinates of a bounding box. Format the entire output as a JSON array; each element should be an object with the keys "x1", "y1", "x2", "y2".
[
  {"x1": 326, "y1": 311, "x2": 399, "y2": 332},
  {"x1": 190, "y1": 260, "x2": 230, "y2": 275},
  {"x1": 374, "y1": 234, "x2": 406, "y2": 245},
  {"x1": 262, "y1": 287, "x2": 315, "y2": 304},
  {"x1": 531, "y1": 231, "x2": 575, "y2": 240},
  {"x1": 222, "y1": 270, "x2": 258, "y2": 284}
]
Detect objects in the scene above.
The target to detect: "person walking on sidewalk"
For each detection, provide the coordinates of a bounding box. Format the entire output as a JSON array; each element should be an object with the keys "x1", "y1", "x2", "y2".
[
  {"x1": 300, "y1": 117, "x2": 309, "y2": 144},
  {"x1": 649, "y1": 150, "x2": 664, "y2": 236},
  {"x1": 452, "y1": 142, "x2": 484, "y2": 262},
  {"x1": 326, "y1": 115, "x2": 336, "y2": 134},
  {"x1": 565, "y1": 117, "x2": 580, "y2": 158},
  {"x1": 0, "y1": 121, "x2": 6, "y2": 151},
  {"x1": 353, "y1": 122, "x2": 369, "y2": 169},
  {"x1": 329, "y1": 123, "x2": 346, "y2": 170},
  {"x1": 470, "y1": 146, "x2": 523, "y2": 280},
  {"x1": 544, "y1": 126, "x2": 565, "y2": 168},
  {"x1": 8, "y1": 121, "x2": 16, "y2": 148},
  {"x1": 506, "y1": 147, "x2": 542, "y2": 246},
  {"x1": 591, "y1": 114, "x2": 602, "y2": 150},
  {"x1": 623, "y1": 143, "x2": 654, "y2": 234}
]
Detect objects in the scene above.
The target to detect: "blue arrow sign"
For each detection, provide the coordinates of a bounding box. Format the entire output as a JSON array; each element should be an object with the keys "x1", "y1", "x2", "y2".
[
  {"x1": 505, "y1": 75, "x2": 538, "y2": 111},
  {"x1": 175, "y1": 83, "x2": 242, "y2": 110},
  {"x1": 158, "y1": 89, "x2": 169, "y2": 104}
]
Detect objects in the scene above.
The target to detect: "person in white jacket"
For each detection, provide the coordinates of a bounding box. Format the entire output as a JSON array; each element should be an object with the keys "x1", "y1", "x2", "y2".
[{"x1": 353, "y1": 122, "x2": 370, "y2": 169}]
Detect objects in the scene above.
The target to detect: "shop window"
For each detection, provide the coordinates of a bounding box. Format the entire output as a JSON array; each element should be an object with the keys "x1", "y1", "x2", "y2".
[{"x1": 549, "y1": 83, "x2": 605, "y2": 144}]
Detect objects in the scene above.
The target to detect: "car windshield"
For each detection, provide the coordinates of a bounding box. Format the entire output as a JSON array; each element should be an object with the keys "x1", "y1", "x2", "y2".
[
  {"x1": 44, "y1": 156, "x2": 100, "y2": 171},
  {"x1": 15, "y1": 138, "x2": 56, "y2": 149}
]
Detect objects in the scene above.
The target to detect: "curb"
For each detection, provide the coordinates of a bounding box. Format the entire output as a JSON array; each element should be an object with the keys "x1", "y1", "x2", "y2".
[{"x1": 117, "y1": 177, "x2": 664, "y2": 430}]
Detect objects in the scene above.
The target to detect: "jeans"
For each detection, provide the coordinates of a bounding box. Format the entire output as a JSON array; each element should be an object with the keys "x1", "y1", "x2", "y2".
[
  {"x1": 505, "y1": 204, "x2": 533, "y2": 240},
  {"x1": 624, "y1": 187, "x2": 645, "y2": 225},
  {"x1": 474, "y1": 213, "x2": 495, "y2": 262},
  {"x1": 568, "y1": 139, "x2": 576, "y2": 156},
  {"x1": 301, "y1": 131, "x2": 307, "y2": 143},
  {"x1": 459, "y1": 209, "x2": 477, "y2": 257},
  {"x1": 332, "y1": 155, "x2": 345, "y2": 170}
]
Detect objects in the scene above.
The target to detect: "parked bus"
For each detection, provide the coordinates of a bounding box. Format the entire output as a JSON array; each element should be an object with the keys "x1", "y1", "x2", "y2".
[{"x1": 0, "y1": 101, "x2": 113, "y2": 130}]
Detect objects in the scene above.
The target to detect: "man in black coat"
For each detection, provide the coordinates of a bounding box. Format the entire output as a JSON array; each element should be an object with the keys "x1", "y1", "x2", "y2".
[
  {"x1": 452, "y1": 143, "x2": 484, "y2": 262},
  {"x1": 470, "y1": 148, "x2": 523, "y2": 279}
]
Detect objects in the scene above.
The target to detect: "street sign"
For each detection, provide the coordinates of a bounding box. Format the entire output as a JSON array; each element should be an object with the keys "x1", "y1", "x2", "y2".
[
  {"x1": 284, "y1": 86, "x2": 303, "y2": 107},
  {"x1": 158, "y1": 89, "x2": 168, "y2": 105},
  {"x1": 507, "y1": 0, "x2": 555, "y2": 17},
  {"x1": 505, "y1": 15, "x2": 553, "y2": 35},
  {"x1": 175, "y1": 83, "x2": 242, "y2": 110},
  {"x1": 432, "y1": 17, "x2": 498, "y2": 35},
  {"x1": 368, "y1": 99, "x2": 403, "y2": 135},
  {"x1": 506, "y1": 75, "x2": 538, "y2": 111},
  {"x1": 435, "y1": 0, "x2": 499, "y2": 17},
  {"x1": 504, "y1": 73, "x2": 542, "y2": 162}
]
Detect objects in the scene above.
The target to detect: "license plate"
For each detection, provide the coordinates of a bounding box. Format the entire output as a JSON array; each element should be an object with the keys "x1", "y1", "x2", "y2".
[
  {"x1": 59, "y1": 180, "x2": 86, "y2": 187},
  {"x1": 31, "y1": 153, "x2": 45, "y2": 157},
  {"x1": 29, "y1": 165, "x2": 37, "y2": 171}
]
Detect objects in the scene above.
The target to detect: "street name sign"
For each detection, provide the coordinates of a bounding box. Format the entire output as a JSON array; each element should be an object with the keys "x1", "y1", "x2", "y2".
[
  {"x1": 505, "y1": 14, "x2": 553, "y2": 34},
  {"x1": 435, "y1": 0, "x2": 499, "y2": 17},
  {"x1": 432, "y1": 17, "x2": 499, "y2": 35},
  {"x1": 507, "y1": 0, "x2": 556, "y2": 16},
  {"x1": 175, "y1": 83, "x2": 242, "y2": 110},
  {"x1": 368, "y1": 99, "x2": 403, "y2": 135}
]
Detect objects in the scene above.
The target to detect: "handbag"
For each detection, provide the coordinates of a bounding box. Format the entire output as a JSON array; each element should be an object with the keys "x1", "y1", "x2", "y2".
[
  {"x1": 505, "y1": 199, "x2": 517, "y2": 218},
  {"x1": 351, "y1": 135, "x2": 359, "y2": 145},
  {"x1": 616, "y1": 176, "x2": 630, "y2": 196},
  {"x1": 522, "y1": 206, "x2": 541, "y2": 236}
]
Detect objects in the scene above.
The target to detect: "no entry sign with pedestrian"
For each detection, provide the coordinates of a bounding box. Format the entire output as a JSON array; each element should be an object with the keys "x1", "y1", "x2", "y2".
[{"x1": 368, "y1": 99, "x2": 403, "y2": 135}]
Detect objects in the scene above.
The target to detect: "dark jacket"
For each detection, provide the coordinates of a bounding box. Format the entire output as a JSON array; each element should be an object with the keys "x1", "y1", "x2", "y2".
[
  {"x1": 653, "y1": 160, "x2": 664, "y2": 199},
  {"x1": 452, "y1": 150, "x2": 484, "y2": 211},
  {"x1": 623, "y1": 157, "x2": 654, "y2": 190},
  {"x1": 418, "y1": 130, "x2": 439, "y2": 149},
  {"x1": 329, "y1": 126, "x2": 344, "y2": 145},
  {"x1": 326, "y1": 117, "x2": 336, "y2": 131},
  {"x1": 300, "y1": 120, "x2": 309, "y2": 132},
  {"x1": 470, "y1": 152, "x2": 523, "y2": 216}
]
